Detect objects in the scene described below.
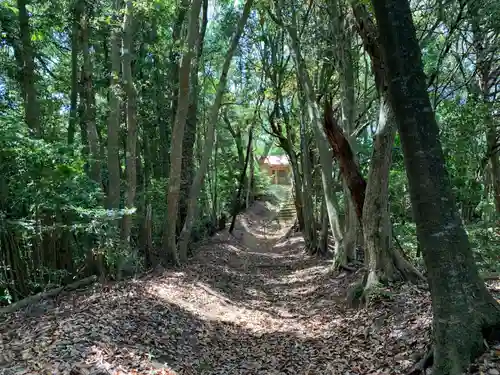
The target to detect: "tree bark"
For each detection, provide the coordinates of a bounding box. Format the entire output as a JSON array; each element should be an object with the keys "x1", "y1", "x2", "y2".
[
  {"x1": 282, "y1": 4, "x2": 345, "y2": 265},
  {"x1": 162, "y1": 0, "x2": 203, "y2": 264},
  {"x1": 229, "y1": 125, "x2": 253, "y2": 233},
  {"x1": 469, "y1": 2, "x2": 500, "y2": 214},
  {"x1": 327, "y1": 0, "x2": 358, "y2": 262},
  {"x1": 177, "y1": 0, "x2": 254, "y2": 262},
  {"x1": 298, "y1": 88, "x2": 318, "y2": 252},
  {"x1": 121, "y1": 0, "x2": 137, "y2": 244},
  {"x1": 179, "y1": 0, "x2": 208, "y2": 232},
  {"x1": 169, "y1": 0, "x2": 191, "y2": 145},
  {"x1": 107, "y1": 0, "x2": 122, "y2": 215},
  {"x1": 347, "y1": 0, "x2": 422, "y2": 288},
  {"x1": 81, "y1": 8, "x2": 101, "y2": 184},
  {"x1": 372, "y1": 0, "x2": 500, "y2": 372},
  {"x1": 16, "y1": 0, "x2": 40, "y2": 137},
  {"x1": 68, "y1": 0, "x2": 83, "y2": 145}
]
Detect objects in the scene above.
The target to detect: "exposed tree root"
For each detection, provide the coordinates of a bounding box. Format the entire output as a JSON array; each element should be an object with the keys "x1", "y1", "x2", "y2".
[
  {"x1": 0, "y1": 275, "x2": 97, "y2": 316},
  {"x1": 407, "y1": 344, "x2": 433, "y2": 375}
]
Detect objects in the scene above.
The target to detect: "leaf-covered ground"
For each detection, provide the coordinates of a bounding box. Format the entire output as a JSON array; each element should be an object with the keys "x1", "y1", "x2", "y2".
[{"x1": 1, "y1": 200, "x2": 499, "y2": 375}]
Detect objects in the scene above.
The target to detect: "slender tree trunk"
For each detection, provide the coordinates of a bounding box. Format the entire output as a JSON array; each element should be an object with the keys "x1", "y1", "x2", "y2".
[
  {"x1": 169, "y1": 0, "x2": 191, "y2": 137},
  {"x1": 179, "y1": 0, "x2": 209, "y2": 232},
  {"x1": 469, "y1": 3, "x2": 500, "y2": 214},
  {"x1": 107, "y1": 0, "x2": 122, "y2": 215},
  {"x1": 16, "y1": 0, "x2": 40, "y2": 138},
  {"x1": 162, "y1": 0, "x2": 203, "y2": 264},
  {"x1": 177, "y1": 0, "x2": 254, "y2": 261},
  {"x1": 327, "y1": 0, "x2": 358, "y2": 262},
  {"x1": 318, "y1": 197, "x2": 329, "y2": 255},
  {"x1": 284, "y1": 6, "x2": 345, "y2": 266},
  {"x1": 121, "y1": 0, "x2": 138, "y2": 244},
  {"x1": 81, "y1": 8, "x2": 101, "y2": 184},
  {"x1": 68, "y1": 0, "x2": 83, "y2": 145},
  {"x1": 372, "y1": 0, "x2": 500, "y2": 373},
  {"x1": 246, "y1": 140, "x2": 254, "y2": 207},
  {"x1": 229, "y1": 126, "x2": 254, "y2": 233},
  {"x1": 298, "y1": 98, "x2": 318, "y2": 251}
]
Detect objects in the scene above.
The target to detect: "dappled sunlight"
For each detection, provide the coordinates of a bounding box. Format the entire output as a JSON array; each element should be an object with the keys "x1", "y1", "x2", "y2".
[
  {"x1": 0, "y1": 199, "x2": 454, "y2": 375},
  {"x1": 144, "y1": 276, "x2": 313, "y2": 336}
]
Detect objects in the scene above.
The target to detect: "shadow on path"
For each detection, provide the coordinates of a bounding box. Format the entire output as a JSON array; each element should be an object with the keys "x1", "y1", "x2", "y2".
[{"x1": 0, "y1": 200, "x2": 435, "y2": 375}]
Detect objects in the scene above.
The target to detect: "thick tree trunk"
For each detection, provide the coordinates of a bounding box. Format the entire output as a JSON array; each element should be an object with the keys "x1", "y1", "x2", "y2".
[
  {"x1": 107, "y1": 0, "x2": 122, "y2": 215},
  {"x1": 121, "y1": 0, "x2": 137, "y2": 244},
  {"x1": 372, "y1": 0, "x2": 500, "y2": 373},
  {"x1": 177, "y1": 0, "x2": 254, "y2": 261},
  {"x1": 348, "y1": 0, "x2": 419, "y2": 286},
  {"x1": 16, "y1": 0, "x2": 40, "y2": 137},
  {"x1": 363, "y1": 96, "x2": 423, "y2": 287},
  {"x1": 162, "y1": 0, "x2": 203, "y2": 264}
]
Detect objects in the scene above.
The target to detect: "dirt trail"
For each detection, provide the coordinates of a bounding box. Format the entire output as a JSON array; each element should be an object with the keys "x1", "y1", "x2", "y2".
[{"x1": 1, "y1": 200, "x2": 499, "y2": 375}]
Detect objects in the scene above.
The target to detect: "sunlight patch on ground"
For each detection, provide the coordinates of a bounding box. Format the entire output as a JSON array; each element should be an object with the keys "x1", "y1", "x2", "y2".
[
  {"x1": 145, "y1": 279, "x2": 313, "y2": 335},
  {"x1": 266, "y1": 265, "x2": 331, "y2": 286},
  {"x1": 238, "y1": 216, "x2": 284, "y2": 239}
]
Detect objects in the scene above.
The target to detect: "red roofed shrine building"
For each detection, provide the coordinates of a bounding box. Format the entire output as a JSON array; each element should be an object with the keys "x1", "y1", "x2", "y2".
[{"x1": 258, "y1": 155, "x2": 292, "y2": 185}]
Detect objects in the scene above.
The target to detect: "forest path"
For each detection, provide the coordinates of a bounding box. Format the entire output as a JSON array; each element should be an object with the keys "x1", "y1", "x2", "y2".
[{"x1": 2, "y1": 197, "x2": 498, "y2": 375}]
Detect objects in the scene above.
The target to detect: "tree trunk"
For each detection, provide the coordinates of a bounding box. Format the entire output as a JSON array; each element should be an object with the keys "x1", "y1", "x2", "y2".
[
  {"x1": 121, "y1": 0, "x2": 137, "y2": 245},
  {"x1": 169, "y1": 0, "x2": 191, "y2": 140},
  {"x1": 246, "y1": 139, "x2": 254, "y2": 208},
  {"x1": 177, "y1": 0, "x2": 254, "y2": 261},
  {"x1": 179, "y1": 0, "x2": 208, "y2": 232},
  {"x1": 107, "y1": 0, "x2": 122, "y2": 216},
  {"x1": 68, "y1": 0, "x2": 83, "y2": 145},
  {"x1": 363, "y1": 95, "x2": 423, "y2": 288},
  {"x1": 298, "y1": 95, "x2": 318, "y2": 252},
  {"x1": 327, "y1": 0, "x2": 358, "y2": 262},
  {"x1": 162, "y1": 0, "x2": 203, "y2": 264},
  {"x1": 16, "y1": 0, "x2": 40, "y2": 137},
  {"x1": 372, "y1": 0, "x2": 500, "y2": 372},
  {"x1": 318, "y1": 197, "x2": 329, "y2": 255},
  {"x1": 81, "y1": 8, "x2": 101, "y2": 184},
  {"x1": 469, "y1": 2, "x2": 500, "y2": 214},
  {"x1": 229, "y1": 125, "x2": 253, "y2": 233},
  {"x1": 283, "y1": 6, "x2": 345, "y2": 266}
]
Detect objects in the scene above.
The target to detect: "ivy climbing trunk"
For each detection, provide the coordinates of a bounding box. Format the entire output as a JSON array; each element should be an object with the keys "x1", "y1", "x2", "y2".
[{"x1": 372, "y1": 0, "x2": 500, "y2": 373}]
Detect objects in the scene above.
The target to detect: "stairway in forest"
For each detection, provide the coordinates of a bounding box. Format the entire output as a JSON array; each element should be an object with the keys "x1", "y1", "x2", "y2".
[{"x1": 275, "y1": 189, "x2": 296, "y2": 224}]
